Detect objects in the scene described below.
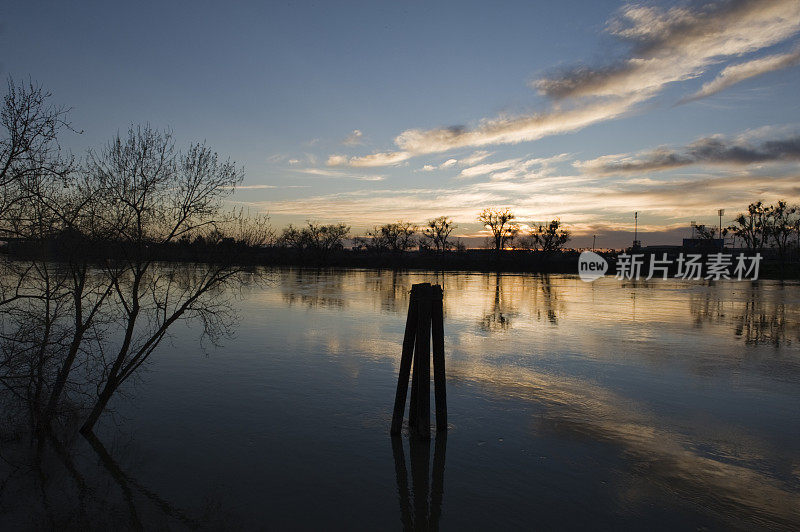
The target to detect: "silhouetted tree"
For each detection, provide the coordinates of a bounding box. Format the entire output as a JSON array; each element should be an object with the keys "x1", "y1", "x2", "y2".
[
  {"x1": 728, "y1": 201, "x2": 767, "y2": 250},
  {"x1": 356, "y1": 221, "x2": 417, "y2": 253},
  {"x1": 478, "y1": 208, "x2": 518, "y2": 251},
  {"x1": 422, "y1": 216, "x2": 456, "y2": 252},
  {"x1": 0, "y1": 77, "x2": 74, "y2": 223},
  {"x1": 694, "y1": 224, "x2": 727, "y2": 241},
  {"x1": 764, "y1": 201, "x2": 799, "y2": 259},
  {"x1": 78, "y1": 125, "x2": 246, "y2": 433},
  {"x1": 520, "y1": 219, "x2": 571, "y2": 252},
  {"x1": 278, "y1": 221, "x2": 350, "y2": 261}
]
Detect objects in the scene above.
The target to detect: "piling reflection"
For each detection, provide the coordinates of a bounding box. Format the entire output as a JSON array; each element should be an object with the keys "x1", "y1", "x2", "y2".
[{"x1": 391, "y1": 435, "x2": 447, "y2": 531}]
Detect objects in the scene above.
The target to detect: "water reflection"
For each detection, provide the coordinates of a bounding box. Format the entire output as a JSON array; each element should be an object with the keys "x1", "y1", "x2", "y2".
[
  {"x1": 2, "y1": 268, "x2": 799, "y2": 528},
  {"x1": 0, "y1": 427, "x2": 228, "y2": 529},
  {"x1": 689, "y1": 282, "x2": 800, "y2": 346},
  {"x1": 391, "y1": 435, "x2": 447, "y2": 531},
  {"x1": 479, "y1": 273, "x2": 564, "y2": 331},
  {"x1": 280, "y1": 269, "x2": 348, "y2": 309}
]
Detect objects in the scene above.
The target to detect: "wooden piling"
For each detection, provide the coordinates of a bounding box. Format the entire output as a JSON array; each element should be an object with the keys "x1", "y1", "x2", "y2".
[
  {"x1": 431, "y1": 285, "x2": 447, "y2": 432},
  {"x1": 391, "y1": 282, "x2": 447, "y2": 438},
  {"x1": 391, "y1": 290, "x2": 419, "y2": 435},
  {"x1": 413, "y1": 284, "x2": 432, "y2": 439}
]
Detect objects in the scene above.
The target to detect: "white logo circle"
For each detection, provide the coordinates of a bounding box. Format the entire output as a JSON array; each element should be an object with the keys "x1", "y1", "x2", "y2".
[{"x1": 578, "y1": 251, "x2": 608, "y2": 282}]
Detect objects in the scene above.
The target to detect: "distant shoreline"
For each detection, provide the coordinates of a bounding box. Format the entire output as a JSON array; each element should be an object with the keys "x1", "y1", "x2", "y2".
[{"x1": 4, "y1": 244, "x2": 799, "y2": 279}]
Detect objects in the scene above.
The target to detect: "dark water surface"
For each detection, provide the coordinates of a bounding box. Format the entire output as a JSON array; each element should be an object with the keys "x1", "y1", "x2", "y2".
[{"x1": 3, "y1": 269, "x2": 800, "y2": 529}]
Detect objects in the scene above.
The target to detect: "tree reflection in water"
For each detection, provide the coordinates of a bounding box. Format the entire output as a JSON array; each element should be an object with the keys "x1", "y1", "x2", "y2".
[
  {"x1": 689, "y1": 282, "x2": 800, "y2": 347},
  {"x1": 0, "y1": 425, "x2": 237, "y2": 529},
  {"x1": 480, "y1": 273, "x2": 563, "y2": 331}
]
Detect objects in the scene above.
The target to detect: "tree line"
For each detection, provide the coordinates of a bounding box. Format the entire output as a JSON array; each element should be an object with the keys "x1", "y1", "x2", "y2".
[
  {"x1": 691, "y1": 201, "x2": 800, "y2": 258},
  {"x1": 271, "y1": 209, "x2": 572, "y2": 260}
]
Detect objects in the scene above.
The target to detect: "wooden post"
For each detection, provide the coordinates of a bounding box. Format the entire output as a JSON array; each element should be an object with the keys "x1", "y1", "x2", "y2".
[
  {"x1": 431, "y1": 285, "x2": 447, "y2": 432},
  {"x1": 391, "y1": 290, "x2": 419, "y2": 434},
  {"x1": 391, "y1": 283, "x2": 447, "y2": 438},
  {"x1": 413, "y1": 284, "x2": 432, "y2": 439}
]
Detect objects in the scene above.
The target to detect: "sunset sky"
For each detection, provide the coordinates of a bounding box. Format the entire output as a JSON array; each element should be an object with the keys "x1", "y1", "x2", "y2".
[{"x1": 4, "y1": 0, "x2": 800, "y2": 247}]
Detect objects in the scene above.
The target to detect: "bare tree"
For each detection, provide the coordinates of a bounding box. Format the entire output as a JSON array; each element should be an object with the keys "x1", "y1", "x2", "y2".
[
  {"x1": 522, "y1": 219, "x2": 571, "y2": 252},
  {"x1": 76, "y1": 125, "x2": 246, "y2": 433},
  {"x1": 0, "y1": 77, "x2": 74, "y2": 225},
  {"x1": 764, "y1": 201, "x2": 799, "y2": 259},
  {"x1": 693, "y1": 224, "x2": 726, "y2": 241},
  {"x1": 0, "y1": 78, "x2": 92, "y2": 433},
  {"x1": 422, "y1": 216, "x2": 456, "y2": 252},
  {"x1": 728, "y1": 202, "x2": 767, "y2": 250},
  {"x1": 278, "y1": 221, "x2": 349, "y2": 262},
  {"x1": 478, "y1": 208, "x2": 518, "y2": 251},
  {"x1": 358, "y1": 221, "x2": 417, "y2": 252}
]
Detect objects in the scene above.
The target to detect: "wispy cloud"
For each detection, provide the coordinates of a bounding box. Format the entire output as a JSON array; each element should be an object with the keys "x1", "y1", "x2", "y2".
[
  {"x1": 342, "y1": 129, "x2": 364, "y2": 146},
  {"x1": 329, "y1": 0, "x2": 800, "y2": 167},
  {"x1": 459, "y1": 158, "x2": 522, "y2": 178},
  {"x1": 576, "y1": 132, "x2": 800, "y2": 174},
  {"x1": 418, "y1": 151, "x2": 493, "y2": 171},
  {"x1": 294, "y1": 168, "x2": 385, "y2": 181},
  {"x1": 234, "y1": 184, "x2": 311, "y2": 189},
  {"x1": 327, "y1": 151, "x2": 411, "y2": 167},
  {"x1": 680, "y1": 48, "x2": 800, "y2": 103},
  {"x1": 536, "y1": 0, "x2": 800, "y2": 100},
  {"x1": 251, "y1": 164, "x2": 800, "y2": 233}
]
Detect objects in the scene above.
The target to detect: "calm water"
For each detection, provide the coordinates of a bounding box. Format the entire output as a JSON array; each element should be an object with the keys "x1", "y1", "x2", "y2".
[{"x1": 3, "y1": 269, "x2": 800, "y2": 529}]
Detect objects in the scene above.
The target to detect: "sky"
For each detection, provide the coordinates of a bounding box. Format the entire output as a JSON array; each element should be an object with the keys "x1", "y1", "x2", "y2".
[{"x1": 3, "y1": 0, "x2": 800, "y2": 248}]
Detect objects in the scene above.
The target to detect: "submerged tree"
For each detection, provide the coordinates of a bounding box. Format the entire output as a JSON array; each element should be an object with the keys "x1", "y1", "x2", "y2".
[
  {"x1": 0, "y1": 77, "x2": 85, "y2": 433},
  {"x1": 1, "y1": 99, "x2": 254, "y2": 435},
  {"x1": 77, "y1": 125, "x2": 245, "y2": 432},
  {"x1": 478, "y1": 208, "x2": 518, "y2": 251}
]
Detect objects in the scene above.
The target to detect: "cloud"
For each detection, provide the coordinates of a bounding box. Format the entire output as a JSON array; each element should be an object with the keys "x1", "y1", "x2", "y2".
[
  {"x1": 342, "y1": 129, "x2": 364, "y2": 146},
  {"x1": 294, "y1": 168, "x2": 385, "y2": 181},
  {"x1": 576, "y1": 132, "x2": 800, "y2": 174},
  {"x1": 460, "y1": 150, "x2": 493, "y2": 166},
  {"x1": 391, "y1": 94, "x2": 646, "y2": 154},
  {"x1": 457, "y1": 153, "x2": 570, "y2": 180},
  {"x1": 416, "y1": 151, "x2": 494, "y2": 172},
  {"x1": 327, "y1": 151, "x2": 411, "y2": 167},
  {"x1": 536, "y1": 0, "x2": 800, "y2": 100},
  {"x1": 247, "y1": 168, "x2": 800, "y2": 233},
  {"x1": 330, "y1": 0, "x2": 800, "y2": 166},
  {"x1": 680, "y1": 48, "x2": 800, "y2": 103},
  {"x1": 459, "y1": 158, "x2": 523, "y2": 178}
]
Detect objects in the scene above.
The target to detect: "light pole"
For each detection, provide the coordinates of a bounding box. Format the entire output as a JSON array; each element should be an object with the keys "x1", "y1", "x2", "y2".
[
  {"x1": 592, "y1": 234, "x2": 596, "y2": 252},
  {"x1": 718, "y1": 209, "x2": 725, "y2": 250},
  {"x1": 633, "y1": 212, "x2": 639, "y2": 248},
  {"x1": 690, "y1": 220, "x2": 696, "y2": 240}
]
